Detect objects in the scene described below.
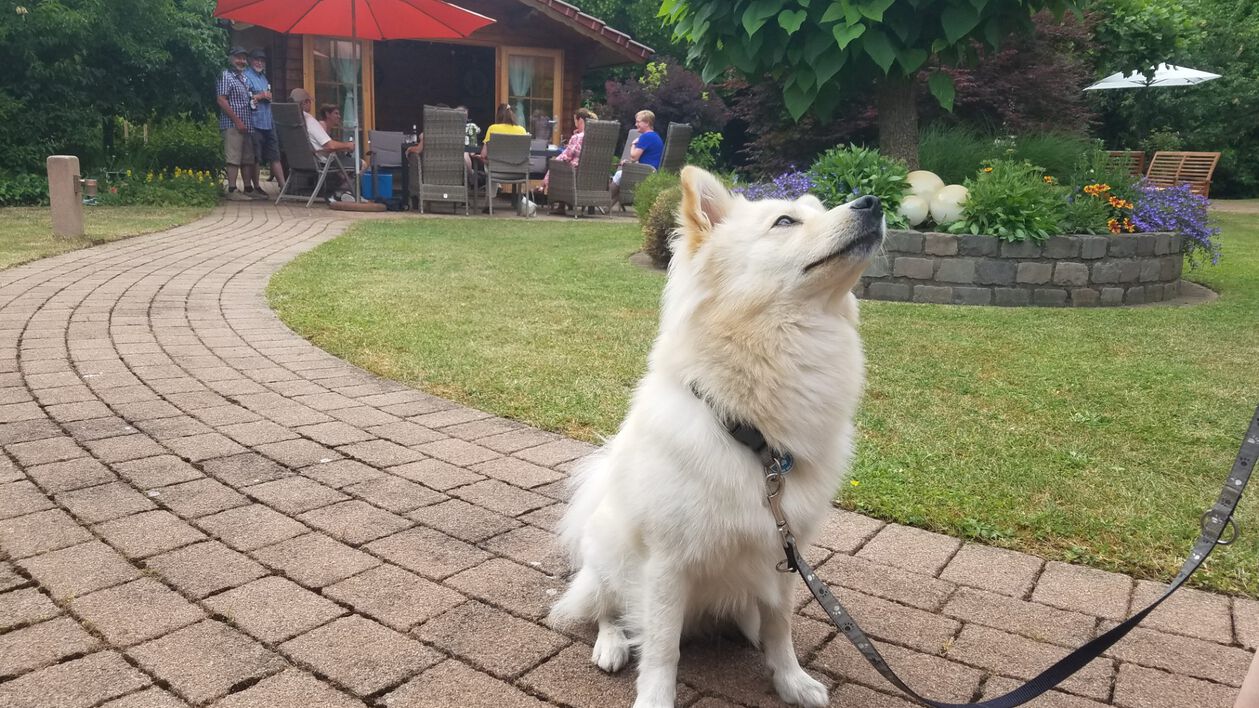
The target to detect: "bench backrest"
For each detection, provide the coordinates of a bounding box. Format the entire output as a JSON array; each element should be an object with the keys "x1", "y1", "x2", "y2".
[
  {"x1": 1146, "y1": 151, "x2": 1221, "y2": 197},
  {"x1": 1107, "y1": 150, "x2": 1145, "y2": 179}
]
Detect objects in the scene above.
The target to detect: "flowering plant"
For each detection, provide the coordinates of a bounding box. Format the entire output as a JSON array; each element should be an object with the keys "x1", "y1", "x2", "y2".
[
  {"x1": 97, "y1": 167, "x2": 220, "y2": 207},
  {"x1": 1132, "y1": 182, "x2": 1220, "y2": 267},
  {"x1": 950, "y1": 159, "x2": 1064, "y2": 242},
  {"x1": 736, "y1": 169, "x2": 813, "y2": 202}
]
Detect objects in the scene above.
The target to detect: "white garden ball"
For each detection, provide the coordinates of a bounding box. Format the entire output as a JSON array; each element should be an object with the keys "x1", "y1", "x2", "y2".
[
  {"x1": 930, "y1": 184, "x2": 969, "y2": 226},
  {"x1": 906, "y1": 170, "x2": 945, "y2": 200},
  {"x1": 898, "y1": 195, "x2": 930, "y2": 226}
]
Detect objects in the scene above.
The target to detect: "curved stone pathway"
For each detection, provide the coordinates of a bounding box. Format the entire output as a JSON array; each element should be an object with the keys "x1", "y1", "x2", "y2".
[{"x1": 0, "y1": 202, "x2": 1253, "y2": 708}]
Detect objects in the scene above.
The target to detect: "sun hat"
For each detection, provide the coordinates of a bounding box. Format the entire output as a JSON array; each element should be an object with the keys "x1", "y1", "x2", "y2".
[{"x1": 229, "y1": 46, "x2": 247, "y2": 57}]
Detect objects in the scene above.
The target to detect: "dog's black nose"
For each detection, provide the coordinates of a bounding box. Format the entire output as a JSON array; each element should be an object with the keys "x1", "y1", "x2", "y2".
[{"x1": 849, "y1": 195, "x2": 881, "y2": 212}]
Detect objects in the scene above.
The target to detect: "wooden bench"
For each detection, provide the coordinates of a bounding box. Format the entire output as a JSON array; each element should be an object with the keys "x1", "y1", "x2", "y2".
[
  {"x1": 1107, "y1": 150, "x2": 1146, "y2": 179},
  {"x1": 1145, "y1": 151, "x2": 1221, "y2": 197}
]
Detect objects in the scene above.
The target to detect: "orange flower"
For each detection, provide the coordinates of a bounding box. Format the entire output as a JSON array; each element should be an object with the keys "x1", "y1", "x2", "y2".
[
  {"x1": 1043, "y1": 175, "x2": 1056, "y2": 184},
  {"x1": 1123, "y1": 217, "x2": 1135, "y2": 233},
  {"x1": 1107, "y1": 218, "x2": 1121, "y2": 234},
  {"x1": 982, "y1": 166, "x2": 993, "y2": 173}
]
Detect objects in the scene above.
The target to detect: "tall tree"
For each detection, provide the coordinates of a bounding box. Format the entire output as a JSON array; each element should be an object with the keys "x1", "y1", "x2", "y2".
[{"x1": 660, "y1": 0, "x2": 1082, "y2": 167}]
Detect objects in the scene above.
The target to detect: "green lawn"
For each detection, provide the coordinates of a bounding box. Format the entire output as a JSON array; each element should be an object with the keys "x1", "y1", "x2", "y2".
[
  {"x1": 0, "y1": 206, "x2": 211, "y2": 270},
  {"x1": 268, "y1": 215, "x2": 1259, "y2": 596}
]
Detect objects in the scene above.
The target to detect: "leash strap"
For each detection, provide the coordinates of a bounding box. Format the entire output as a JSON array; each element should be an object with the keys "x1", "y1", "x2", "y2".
[{"x1": 766, "y1": 405, "x2": 1254, "y2": 708}]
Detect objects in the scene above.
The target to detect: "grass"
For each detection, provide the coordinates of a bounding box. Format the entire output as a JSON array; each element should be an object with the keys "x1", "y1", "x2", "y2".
[
  {"x1": 268, "y1": 214, "x2": 1259, "y2": 596},
  {"x1": 0, "y1": 205, "x2": 211, "y2": 270}
]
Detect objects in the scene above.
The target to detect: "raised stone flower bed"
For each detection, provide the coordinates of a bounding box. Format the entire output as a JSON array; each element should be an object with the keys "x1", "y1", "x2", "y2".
[{"x1": 855, "y1": 231, "x2": 1183, "y2": 307}]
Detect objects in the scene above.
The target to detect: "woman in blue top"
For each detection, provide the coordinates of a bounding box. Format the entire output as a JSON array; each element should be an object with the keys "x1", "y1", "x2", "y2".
[{"x1": 610, "y1": 110, "x2": 663, "y2": 208}]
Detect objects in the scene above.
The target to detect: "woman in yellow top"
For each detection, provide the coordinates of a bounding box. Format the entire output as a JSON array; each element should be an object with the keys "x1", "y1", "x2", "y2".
[{"x1": 479, "y1": 103, "x2": 529, "y2": 161}]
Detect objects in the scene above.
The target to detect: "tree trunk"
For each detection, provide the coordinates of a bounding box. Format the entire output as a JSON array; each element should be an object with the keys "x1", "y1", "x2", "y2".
[{"x1": 876, "y1": 75, "x2": 919, "y2": 169}]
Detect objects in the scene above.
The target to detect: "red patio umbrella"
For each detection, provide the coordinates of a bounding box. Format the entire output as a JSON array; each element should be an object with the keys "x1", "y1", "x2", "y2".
[{"x1": 214, "y1": 0, "x2": 495, "y2": 199}]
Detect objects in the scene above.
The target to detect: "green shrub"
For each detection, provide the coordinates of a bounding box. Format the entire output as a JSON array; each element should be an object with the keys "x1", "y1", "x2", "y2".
[
  {"x1": 950, "y1": 160, "x2": 1066, "y2": 242},
  {"x1": 0, "y1": 174, "x2": 50, "y2": 207},
  {"x1": 1005, "y1": 132, "x2": 1093, "y2": 184},
  {"x1": 125, "y1": 116, "x2": 224, "y2": 174},
  {"x1": 685, "y1": 131, "x2": 722, "y2": 171},
  {"x1": 634, "y1": 170, "x2": 681, "y2": 229},
  {"x1": 97, "y1": 168, "x2": 220, "y2": 208},
  {"x1": 808, "y1": 145, "x2": 909, "y2": 228},
  {"x1": 919, "y1": 124, "x2": 989, "y2": 185},
  {"x1": 642, "y1": 186, "x2": 682, "y2": 268},
  {"x1": 1061, "y1": 190, "x2": 1112, "y2": 235},
  {"x1": 1070, "y1": 146, "x2": 1139, "y2": 205}
]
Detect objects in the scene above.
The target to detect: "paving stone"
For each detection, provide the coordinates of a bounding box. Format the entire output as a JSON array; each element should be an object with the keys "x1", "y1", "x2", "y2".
[
  {"x1": 364, "y1": 527, "x2": 490, "y2": 580},
  {"x1": 132, "y1": 415, "x2": 213, "y2": 440},
  {"x1": 212, "y1": 669, "x2": 366, "y2": 708},
  {"x1": 250, "y1": 533, "x2": 380, "y2": 588},
  {"x1": 0, "y1": 419, "x2": 62, "y2": 445},
  {"x1": 144, "y1": 540, "x2": 267, "y2": 598},
  {"x1": 0, "y1": 508, "x2": 93, "y2": 558},
  {"x1": 280, "y1": 615, "x2": 441, "y2": 696},
  {"x1": 323, "y1": 564, "x2": 464, "y2": 632},
  {"x1": 128, "y1": 620, "x2": 287, "y2": 705},
  {"x1": 675, "y1": 631, "x2": 829, "y2": 708},
  {"x1": 449, "y1": 479, "x2": 552, "y2": 517},
  {"x1": 196, "y1": 504, "x2": 308, "y2": 552},
  {"x1": 0, "y1": 616, "x2": 100, "y2": 677},
  {"x1": 1237, "y1": 597, "x2": 1259, "y2": 649},
  {"x1": 193, "y1": 404, "x2": 264, "y2": 426},
  {"x1": 1032, "y1": 561, "x2": 1132, "y2": 620},
  {"x1": 512, "y1": 438, "x2": 595, "y2": 466},
  {"x1": 69, "y1": 577, "x2": 205, "y2": 647},
  {"x1": 0, "y1": 455, "x2": 21, "y2": 483},
  {"x1": 295, "y1": 421, "x2": 375, "y2": 446},
  {"x1": 519, "y1": 643, "x2": 643, "y2": 707},
  {"x1": 386, "y1": 458, "x2": 483, "y2": 490},
  {"x1": 369, "y1": 420, "x2": 445, "y2": 446},
  {"x1": 113, "y1": 400, "x2": 183, "y2": 422},
  {"x1": 415, "y1": 600, "x2": 568, "y2": 678},
  {"x1": 856, "y1": 523, "x2": 962, "y2": 576},
  {"x1": 0, "y1": 587, "x2": 60, "y2": 632},
  {"x1": 94, "y1": 510, "x2": 206, "y2": 559},
  {"x1": 470, "y1": 456, "x2": 563, "y2": 489},
  {"x1": 440, "y1": 417, "x2": 524, "y2": 441},
  {"x1": 17, "y1": 540, "x2": 140, "y2": 600},
  {"x1": 446, "y1": 558, "x2": 565, "y2": 621},
  {"x1": 476, "y1": 428, "x2": 561, "y2": 454},
  {"x1": 163, "y1": 432, "x2": 247, "y2": 462},
  {"x1": 981, "y1": 676, "x2": 1110, "y2": 707},
  {"x1": 218, "y1": 419, "x2": 299, "y2": 446},
  {"x1": 246, "y1": 476, "x2": 347, "y2": 514},
  {"x1": 0, "y1": 402, "x2": 45, "y2": 424},
  {"x1": 519, "y1": 503, "x2": 565, "y2": 531},
  {"x1": 811, "y1": 633, "x2": 982, "y2": 701},
  {"x1": 328, "y1": 405, "x2": 401, "y2": 427},
  {"x1": 0, "y1": 561, "x2": 25, "y2": 592},
  {"x1": 298, "y1": 500, "x2": 412, "y2": 545},
  {"x1": 99, "y1": 686, "x2": 189, "y2": 708},
  {"x1": 0, "y1": 481, "x2": 54, "y2": 520},
  {"x1": 84, "y1": 434, "x2": 169, "y2": 463},
  {"x1": 343, "y1": 475, "x2": 445, "y2": 514},
  {"x1": 56, "y1": 482, "x2": 156, "y2": 523},
  {"x1": 945, "y1": 624, "x2": 1113, "y2": 700},
  {"x1": 1127, "y1": 579, "x2": 1233, "y2": 644},
  {"x1": 799, "y1": 586, "x2": 959, "y2": 654},
  {"x1": 202, "y1": 452, "x2": 293, "y2": 488},
  {"x1": 257, "y1": 438, "x2": 343, "y2": 468},
  {"x1": 152, "y1": 477, "x2": 249, "y2": 518},
  {"x1": 814, "y1": 553, "x2": 956, "y2": 611},
  {"x1": 385, "y1": 658, "x2": 550, "y2": 707},
  {"x1": 810, "y1": 509, "x2": 884, "y2": 554},
  {"x1": 943, "y1": 587, "x2": 1096, "y2": 646},
  {"x1": 940, "y1": 542, "x2": 1044, "y2": 598},
  {"x1": 6, "y1": 436, "x2": 86, "y2": 466},
  {"x1": 481, "y1": 525, "x2": 568, "y2": 576},
  {"x1": 205, "y1": 575, "x2": 345, "y2": 643},
  {"x1": 292, "y1": 392, "x2": 360, "y2": 411},
  {"x1": 1102, "y1": 622, "x2": 1252, "y2": 686},
  {"x1": 113, "y1": 455, "x2": 202, "y2": 488},
  {"x1": 0, "y1": 651, "x2": 151, "y2": 708},
  {"x1": 300, "y1": 458, "x2": 386, "y2": 488},
  {"x1": 409, "y1": 408, "x2": 489, "y2": 429},
  {"x1": 337, "y1": 439, "x2": 425, "y2": 467},
  {"x1": 827, "y1": 683, "x2": 919, "y2": 707},
  {"x1": 1113, "y1": 661, "x2": 1240, "y2": 708},
  {"x1": 412, "y1": 438, "x2": 498, "y2": 467}
]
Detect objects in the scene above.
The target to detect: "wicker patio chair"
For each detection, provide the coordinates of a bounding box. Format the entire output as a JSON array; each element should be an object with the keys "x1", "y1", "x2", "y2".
[
  {"x1": 547, "y1": 119, "x2": 619, "y2": 218},
  {"x1": 483, "y1": 133, "x2": 532, "y2": 215},
  {"x1": 619, "y1": 122, "x2": 693, "y2": 209},
  {"x1": 273, "y1": 102, "x2": 353, "y2": 207},
  {"x1": 412, "y1": 105, "x2": 472, "y2": 214}
]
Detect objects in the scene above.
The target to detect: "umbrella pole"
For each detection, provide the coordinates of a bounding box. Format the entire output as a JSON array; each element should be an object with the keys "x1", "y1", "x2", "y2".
[{"x1": 351, "y1": 0, "x2": 361, "y2": 201}]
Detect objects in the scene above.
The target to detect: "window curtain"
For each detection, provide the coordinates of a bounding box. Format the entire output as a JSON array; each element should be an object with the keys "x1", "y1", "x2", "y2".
[
  {"x1": 331, "y1": 42, "x2": 361, "y2": 130},
  {"x1": 508, "y1": 57, "x2": 533, "y2": 126}
]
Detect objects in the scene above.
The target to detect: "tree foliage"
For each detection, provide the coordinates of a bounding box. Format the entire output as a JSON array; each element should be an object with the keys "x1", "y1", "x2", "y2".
[
  {"x1": 593, "y1": 60, "x2": 730, "y2": 135},
  {"x1": 0, "y1": 0, "x2": 226, "y2": 172}
]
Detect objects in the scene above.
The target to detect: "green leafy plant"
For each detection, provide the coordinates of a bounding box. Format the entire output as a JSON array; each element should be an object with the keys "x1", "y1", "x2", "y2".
[
  {"x1": 1006, "y1": 132, "x2": 1094, "y2": 184},
  {"x1": 918, "y1": 124, "x2": 989, "y2": 185},
  {"x1": 685, "y1": 131, "x2": 723, "y2": 171},
  {"x1": 97, "y1": 168, "x2": 220, "y2": 208},
  {"x1": 634, "y1": 170, "x2": 681, "y2": 230},
  {"x1": 642, "y1": 186, "x2": 683, "y2": 269},
  {"x1": 808, "y1": 145, "x2": 909, "y2": 228},
  {"x1": 126, "y1": 116, "x2": 225, "y2": 175},
  {"x1": 950, "y1": 159, "x2": 1065, "y2": 241},
  {"x1": 0, "y1": 173, "x2": 50, "y2": 207}
]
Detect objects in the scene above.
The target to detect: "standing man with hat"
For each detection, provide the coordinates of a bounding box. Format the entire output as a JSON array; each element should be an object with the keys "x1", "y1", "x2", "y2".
[
  {"x1": 216, "y1": 46, "x2": 259, "y2": 200},
  {"x1": 245, "y1": 48, "x2": 284, "y2": 195}
]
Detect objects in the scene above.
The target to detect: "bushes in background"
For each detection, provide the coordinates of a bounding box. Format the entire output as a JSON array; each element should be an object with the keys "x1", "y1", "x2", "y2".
[
  {"x1": 642, "y1": 187, "x2": 682, "y2": 269},
  {"x1": 125, "y1": 116, "x2": 224, "y2": 175},
  {"x1": 0, "y1": 174, "x2": 50, "y2": 207},
  {"x1": 97, "y1": 168, "x2": 220, "y2": 208}
]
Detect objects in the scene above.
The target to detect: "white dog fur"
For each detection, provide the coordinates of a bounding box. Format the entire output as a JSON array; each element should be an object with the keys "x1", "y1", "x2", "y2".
[{"x1": 550, "y1": 166, "x2": 884, "y2": 707}]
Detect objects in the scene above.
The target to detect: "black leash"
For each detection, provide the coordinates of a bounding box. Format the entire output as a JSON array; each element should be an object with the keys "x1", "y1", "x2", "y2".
[{"x1": 713, "y1": 397, "x2": 1256, "y2": 708}]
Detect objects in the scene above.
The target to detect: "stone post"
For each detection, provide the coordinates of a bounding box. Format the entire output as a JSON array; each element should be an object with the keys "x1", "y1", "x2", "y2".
[{"x1": 46, "y1": 155, "x2": 83, "y2": 239}]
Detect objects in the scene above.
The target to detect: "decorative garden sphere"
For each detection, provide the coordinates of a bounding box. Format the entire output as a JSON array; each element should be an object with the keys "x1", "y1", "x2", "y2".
[
  {"x1": 906, "y1": 170, "x2": 945, "y2": 200},
  {"x1": 930, "y1": 184, "x2": 969, "y2": 226},
  {"x1": 898, "y1": 195, "x2": 930, "y2": 227}
]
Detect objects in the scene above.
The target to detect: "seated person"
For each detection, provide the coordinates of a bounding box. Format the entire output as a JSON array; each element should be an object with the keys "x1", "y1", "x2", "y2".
[
  {"x1": 610, "y1": 109, "x2": 664, "y2": 207},
  {"x1": 538, "y1": 108, "x2": 597, "y2": 211},
  {"x1": 479, "y1": 103, "x2": 529, "y2": 162},
  {"x1": 289, "y1": 88, "x2": 354, "y2": 200}
]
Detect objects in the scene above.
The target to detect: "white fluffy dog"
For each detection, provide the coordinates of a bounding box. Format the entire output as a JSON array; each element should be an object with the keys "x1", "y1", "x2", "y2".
[{"x1": 550, "y1": 166, "x2": 884, "y2": 707}]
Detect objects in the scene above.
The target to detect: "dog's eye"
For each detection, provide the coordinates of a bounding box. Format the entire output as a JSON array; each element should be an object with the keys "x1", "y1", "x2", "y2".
[{"x1": 773, "y1": 215, "x2": 797, "y2": 227}]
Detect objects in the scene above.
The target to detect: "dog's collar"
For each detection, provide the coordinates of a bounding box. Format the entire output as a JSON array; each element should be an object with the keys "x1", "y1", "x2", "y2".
[{"x1": 688, "y1": 382, "x2": 794, "y2": 474}]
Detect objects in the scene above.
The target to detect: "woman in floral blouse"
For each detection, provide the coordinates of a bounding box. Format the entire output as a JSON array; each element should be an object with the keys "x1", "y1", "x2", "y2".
[{"x1": 540, "y1": 108, "x2": 598, "y2": 197}]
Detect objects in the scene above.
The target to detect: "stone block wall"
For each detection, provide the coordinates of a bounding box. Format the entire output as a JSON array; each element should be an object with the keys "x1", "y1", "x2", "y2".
[{"x1": 855, "y1": 232, "x2": 1183, "y2": 307}]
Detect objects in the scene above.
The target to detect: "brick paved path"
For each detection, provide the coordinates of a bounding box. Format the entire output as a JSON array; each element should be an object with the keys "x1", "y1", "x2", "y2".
[{"x1": 0, "y1": 203, "x2": 1254, "y2": 708}]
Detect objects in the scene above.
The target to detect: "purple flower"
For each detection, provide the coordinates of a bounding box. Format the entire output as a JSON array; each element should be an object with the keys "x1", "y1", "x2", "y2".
[
  {"x1": 1131, "y1": 182, "x2": 1220, "y2": 266},
  {"x1": 736, "y1": 169, "x2": 814, "y2": 201}
]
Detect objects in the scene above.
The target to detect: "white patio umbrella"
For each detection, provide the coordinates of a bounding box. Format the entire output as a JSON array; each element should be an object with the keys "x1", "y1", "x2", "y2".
[{"x1": 1084, "y1": 63, "x2": 1221, "y2": 90}]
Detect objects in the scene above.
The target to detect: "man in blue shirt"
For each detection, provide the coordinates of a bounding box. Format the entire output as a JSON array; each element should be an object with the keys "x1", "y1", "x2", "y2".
[
  {"x1": 611, "y1": 110, "x2": 663, "y2": 207},
  {"x1": 245, "y1": 49, "x2": 284, "y2": 195}
]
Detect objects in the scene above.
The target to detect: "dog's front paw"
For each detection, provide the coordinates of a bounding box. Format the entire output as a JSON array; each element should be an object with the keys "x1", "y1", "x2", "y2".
[
  {"x1": 774, "y1": 668, "x2": 828, "y2": 707},
  {"x1": 592, "y1": 626, "x2": 631, "y2": 673}
]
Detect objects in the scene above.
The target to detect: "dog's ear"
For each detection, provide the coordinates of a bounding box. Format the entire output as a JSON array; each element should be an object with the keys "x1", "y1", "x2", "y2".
[{"x1": 679, "y1": 166, "x2": 732, "y2": 251}]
